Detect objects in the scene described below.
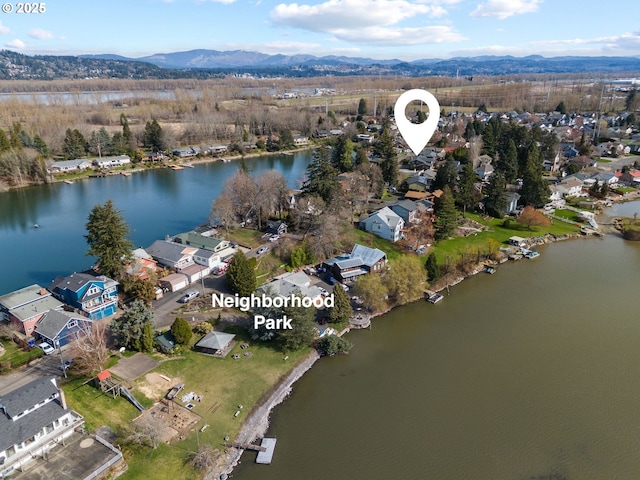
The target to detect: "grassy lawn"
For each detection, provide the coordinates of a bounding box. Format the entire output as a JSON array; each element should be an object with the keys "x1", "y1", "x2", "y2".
[
  {"x1": 255, "y1": 253, "x2": 287, "y2": 282},
  {"x1": 430, "y1": 213, "x2": 580, "y2": 263},
  {"x1": 596, "y1": 158, "x2": 612, "y2": 163},
  {"x1": 615, "y1": 187, "x2": 636, "y2": 194},
  {"x1": 353, "y1": 230, "x2": 404, "y2": 260},
  {"x1": 225, "y1": 228, "x2": 262, "y2": 248},
  {"x1": 553, "y1": 209, "x2": 583, "y2": 223},
  {"x1": 63, "y1": 327, "x2": 312, "y2": 480},
  {"x1": 0, "y1": 338, "x2": 43, "y2": 370}
]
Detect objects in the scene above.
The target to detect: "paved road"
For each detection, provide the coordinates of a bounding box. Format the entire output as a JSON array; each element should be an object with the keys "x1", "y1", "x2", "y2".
[{"x1": 0, "y1": 350, "x2": 70, "y2": 396}]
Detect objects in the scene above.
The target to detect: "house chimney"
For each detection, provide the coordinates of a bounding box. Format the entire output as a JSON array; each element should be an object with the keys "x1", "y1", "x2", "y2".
[
  {"x1": 58, "y1": 389, "x2": 68, "y2": 410},
  {"x1": 39, "y1": 288, "x2": 47, "y2": 296}
]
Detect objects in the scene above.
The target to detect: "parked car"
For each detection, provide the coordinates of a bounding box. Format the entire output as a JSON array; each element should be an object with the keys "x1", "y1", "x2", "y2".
[
  {"x1": 257, "y1": 246, "x2": 268, "y2": 255},
  {"x1": 178, "y1": 290, "x2": 199, "y2": 303},
  {"x1": 339, "y1": 283, "x2": 350, "y2": 292},
  {"x1": 326, "y1": 275, "x2": 337, "y2": 285},
  {"x1": 38, "y1": 342, "x2": 55, "y2": 355},
  {"x1": 268, "y1": 235, "x2": 279, "y2": 242},
  {"x1": 58, "y1": 359, "x2": 73, "y2": 371}
]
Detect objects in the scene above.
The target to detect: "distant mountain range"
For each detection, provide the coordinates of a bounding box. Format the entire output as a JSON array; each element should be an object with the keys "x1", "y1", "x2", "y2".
[{"x1": 1, "y1": 48, "x2": 640, "y2": 81}]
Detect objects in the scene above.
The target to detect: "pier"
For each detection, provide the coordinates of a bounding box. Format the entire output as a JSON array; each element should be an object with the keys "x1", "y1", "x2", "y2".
[{"x1": 256, "y1": 438, "x2": 277, "y2": 464}]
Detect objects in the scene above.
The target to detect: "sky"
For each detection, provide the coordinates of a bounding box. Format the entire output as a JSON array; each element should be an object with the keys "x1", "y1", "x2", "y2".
[{"x1": 0, "y1": 0, "x2": 639, "y2": 61}]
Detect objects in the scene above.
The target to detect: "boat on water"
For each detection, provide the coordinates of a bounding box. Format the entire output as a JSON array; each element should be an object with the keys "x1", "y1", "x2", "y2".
[
  {"x1": 524, "y1": 250, "x2": 540, "y2": 259},
  {"x1": 169, "y1": 165, "x2": 184, "y2": 170},
  {"x1": 63, "y1": 179, "x2": 74, "y2": 184},
  {"x1": 425, "y1": 292, "x2": 444, "y2": 304},
  {"x1": 485, "y1": 265, "x2": 496, "y2": 274}
]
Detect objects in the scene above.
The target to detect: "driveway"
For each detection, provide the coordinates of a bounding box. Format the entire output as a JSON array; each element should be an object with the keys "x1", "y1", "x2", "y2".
[{"x1": 0, "y1": 351, "x2": 69, "y2": 396}]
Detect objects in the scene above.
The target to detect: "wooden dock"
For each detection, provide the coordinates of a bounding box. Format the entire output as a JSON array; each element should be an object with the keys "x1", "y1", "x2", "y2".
[{"x1": 225, "y1": 441, "x2": 266, "y2": 452}]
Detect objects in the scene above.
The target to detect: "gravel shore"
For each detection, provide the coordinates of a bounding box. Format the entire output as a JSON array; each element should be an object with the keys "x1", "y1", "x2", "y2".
[{"x1": 205, "y1": 350, "x2": 320, "y2": 480}]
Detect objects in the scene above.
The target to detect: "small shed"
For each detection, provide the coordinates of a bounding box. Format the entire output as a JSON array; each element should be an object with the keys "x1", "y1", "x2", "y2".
[
  {"x1": 155, "y1": 331, "x2": 177, "y2": 353},
  {"x1": 194, "y1": 331, "x2": 236, "y2": 357}
]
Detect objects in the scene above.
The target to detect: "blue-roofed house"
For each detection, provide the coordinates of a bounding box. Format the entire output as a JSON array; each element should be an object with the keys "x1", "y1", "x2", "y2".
[
  {"x1": 323, "y1": 244, "x2": 387, "y2": 282},
  {"x1": 49, "y1": 273, "x2": 118, "y2": 320}
]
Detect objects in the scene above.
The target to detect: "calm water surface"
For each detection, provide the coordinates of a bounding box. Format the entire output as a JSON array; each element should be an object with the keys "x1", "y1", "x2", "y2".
[
  {"x1": 0, "y1": 152, "x2": 312, "y2": 294},
  {"x1": 234, "y1": 231, "x2": 640, "y2": 480}
]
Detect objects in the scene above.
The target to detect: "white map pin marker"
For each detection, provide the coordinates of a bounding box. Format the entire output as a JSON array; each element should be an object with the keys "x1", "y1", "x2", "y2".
[{"x1": 394, "y1": 89, "x2": 440, "y2": 156}]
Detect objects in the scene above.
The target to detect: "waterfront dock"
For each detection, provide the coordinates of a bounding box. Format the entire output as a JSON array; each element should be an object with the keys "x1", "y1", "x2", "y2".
[{"x1": 256, "y1": 438, "x2": 277, "y2": 464}]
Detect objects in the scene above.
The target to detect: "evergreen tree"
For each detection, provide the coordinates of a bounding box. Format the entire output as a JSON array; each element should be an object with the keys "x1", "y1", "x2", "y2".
[
  {"x1": 120, "y1": 113, "x2": 135, "y2": 153},
  {"x1": 555, "y1": 100, "x2": 567, "y2": 114},
  {"x1": 111, "y1": 300, "x2": 153, "y2": 351},
  {"x1": 0, "y1": 129, "x2": 11, "y2": 153},
  {"x1": 304, "y1": 146, "x2": 340, "y2": 204},
  {"x1": 456, "y1": 160, "x2": 478, "y2": 215},
  {"x1": 32, "y1": 134, "x2": 49, "y2": 157},
  {"x1": 374, "y1": 126, "x2": 398, "y2": 186},
  {"x1": 483, "y1": 172, "x2": 508, "y2": 217},
  {"x1": 354, "y1": 146, "x2": 368, "y2": 166},
  {"x1": 171, "y1": 317, "x2": 193, "y2": 345},
  {"x1": 141, "y1": 322, "x2": 154, "y2": 353},
  {"x1": 481, "y1": 121, "x2": 497, "y2": 156},
  {"x1": 62, "y1": 128, "x2": 87, "y2": 159},
  {"x1": 279, "y1": 129, "x2": 294, "y2": 149},
  {"x1": 328, "y1": 284, "x2": 353, "y2": 323},
  {"x1": 357, "y1": 98, "x2": 367, "y2": 116},
  {"x1": 520, "y1": 144, "x2": 550, "y2": 207},
  {"x1": 331, "y1": 135, "x2": 354, "y2": 172},
  {"x1": 144, "y1": 119, "x2": 165, "y2": 151},
  {"x1": 9, "y1": 123, "x2": 23, "y2": 150},
  {"x1": 426, "y1": 253, "x2": 440, "y2": 282},
  {"x1": 434, "y1": 185, "x2": 458, "y2": 241},
  {"x1": 279, "y1": 299, "x2": 317, "y2": 352},
  {"x1": 85, "y1": 199, "x2": 134, "y2": 279},
  {"x1": 316, "y1": 335, "x2": 352, "y2": 356},
  {"x1": 226, "y1": 251, "x2": 256, "y2": 296},
  {"x1": 433, "y1": 155, "x2": 458, "y2": 191},
  {"x1": 497, "y1": 139, "x2": 519, "y2": 183}
]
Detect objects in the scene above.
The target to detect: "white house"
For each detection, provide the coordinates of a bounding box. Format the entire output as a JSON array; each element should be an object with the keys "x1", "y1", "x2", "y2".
[
  {"x1": 0, "y1": 377, "x2": 84, "y2": 476},
  {"x1": 93, "y1": 155, "x2": 131, "y2": 169},
  {"x1": 359, "y1": 207, "x2": 405, "y2": 243},
  {"x1": 146, "y1": 240, "x2": 198, "y2": 270},
  {"x1": 49, "y1": 158, "x2": 91, "y2": 173}
]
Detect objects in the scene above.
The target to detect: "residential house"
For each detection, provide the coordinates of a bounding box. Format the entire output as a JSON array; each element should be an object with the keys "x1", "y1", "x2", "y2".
[
  {"x1": 293, "y1": 135, "x2": 309, "y2": 146},
  {"x1": 356, "y1": 134, "x2": 373, "y2": 144},
  {"x1": 588, "y1": 172, "x2": 619, "y2": 187},
  {"x1": 92, "y1": 155, "x2": 131, "y2": 169},
  {"x1": 620, "y1": 169, "x2": 640, "y2": 185},
  {"x1": 323, "y1": 244, "x2": 387, "y2": 282},
  {"x1": 209, "y1": 145, "x2": 228, "y2": 155},
  {"x1": 554, "y1": 177, "x2": 585, "y2": 197},
  {"x1": 50, "y1": 273, "x2": 118, "y2": 320},
  {"x1": 388, "y1": 199, "x2": 420, "y2": 224},
  {"x1": 256, "y1": 271, "x2": 324, "y2": 300},
  {"x1": 125, "y1": 248, "x2": 158, "y2": 280},
  {"x1": 34, "y1": 310, "x2": 93, "y2": 348},
  {"x1": 0, "y1": 377, "x2": 84, "y2": 476},
  {"x1": 475, "y1": 163, "x2": 494, "y2": 181},
  {"x1": 49, "y1": 159, "x2": 91, "y2": 173},
  {"x1": 171, "y1": 147, "x2": 200, "y2": 158},
  {"x1": 173, "y1": 231, "x2": 230, "y2": 254},
  {"x1": 265, "y1": 220, "x2": 287, "y2": 236},
  {"x1": 0, "y1": 285, "x2": 64, "y2": 336},
  {"x1": 146, "y1": 240, "x2": 198, "y2": 270},
  {"x1": 359, "y1": 207, "x2": 405, "y2": 242},
  {"x1": 403, "y1": 175, "x2": 429, "y2": 192},
  {"x1": 505, "y1": 192, "x2": 521, "y2": 214}
]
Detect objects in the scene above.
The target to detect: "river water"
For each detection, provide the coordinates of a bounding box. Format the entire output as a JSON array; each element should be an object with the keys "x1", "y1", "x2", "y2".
[
  {"x1": 2, "y1": 155, "x2": 640, "y2": 479},
  {"x1": 0, "y1": 152, "x2": 312, "y2": 294},
  {"x1": 234, "y1": 230, "x2": 640, "y2": 480}
]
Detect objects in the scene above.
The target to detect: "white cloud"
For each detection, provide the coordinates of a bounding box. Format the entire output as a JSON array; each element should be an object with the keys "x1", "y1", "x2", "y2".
[
  {"x1": 28, "y1": 28, "x2": 57, "y2": 40},
  {"x1": 470, "y1": 0, "x2": 542, "y2": 19},
  {"x1": 6, "y1": 39, "x2": 26, "y2": 49},
  {"x1": 335, "y1": 25, "x2": 466, "y2": 45},
  {"x1": 271, "y1": 0, "x2": 447, "y2": 32},
  {"x1": 0, "y1": 21, "x2": 9, "y2": 35}
]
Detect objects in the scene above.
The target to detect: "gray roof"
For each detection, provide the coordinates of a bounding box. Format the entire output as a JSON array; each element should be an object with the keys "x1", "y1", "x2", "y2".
[
  {"x1": 50, "y1": 158, "x2": 90, "y2": 168},
  {"x1": 388, "y1": 199, "x2": 418, "y2": 214},
  {"x1": 196, "y1": 331, "x2": 235, "y2": 351},
  {"x1": 146, "y1": 240, "x2": 197, "y2": 265},
  {"x1": 35, "y1": 310, "x2": 87, "y2": 341},
  {"x1": 9, "y1": 295, "x2": 64, "y2": 322},
  {"x1": 0, "y1": 378, "x2": 68, "y2": 452},
  {"x1": 51, "y1": 273, "x2": 117, "y2": 295},
  {"x1": 0, "y1": 377, "x2": 59, "y2": 417},
  {"x1": 350, "y1": 244, "x2": 387, "y2": 267},
  {"x1": 256, "y1": 271, "x2": 323, "y2": 299},
  {"x1": 0, "y1": 284, "x2": 51, "y2": 310},
  {"x1": 365, "y1": 207, "x2": 403, "y2": 230}
]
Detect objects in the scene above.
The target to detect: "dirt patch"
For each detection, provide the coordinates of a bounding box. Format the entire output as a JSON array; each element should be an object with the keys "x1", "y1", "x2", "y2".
[
  {"x1": 137, "y1": 372, "x2": 182, "y2": 401},
  {"x1": 134, "y1": 400, "x2": 201, "y2": 444}
]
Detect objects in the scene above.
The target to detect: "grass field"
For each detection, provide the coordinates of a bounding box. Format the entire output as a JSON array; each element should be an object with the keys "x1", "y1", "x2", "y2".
[
  {"x1": 430, "y1": 213, "x2": 580, "y2": 263},
  {"x1": 62, "y1": 327, "x2": 312, "y2": 480}
]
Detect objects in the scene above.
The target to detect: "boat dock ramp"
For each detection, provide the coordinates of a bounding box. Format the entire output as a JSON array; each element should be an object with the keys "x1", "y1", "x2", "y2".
[{"x1": 226, "y1": 437, "x2": 277, "y2": 464}]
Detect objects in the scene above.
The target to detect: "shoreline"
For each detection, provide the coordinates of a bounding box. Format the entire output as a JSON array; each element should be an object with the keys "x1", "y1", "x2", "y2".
[
  {"x1": 1, "y1": 146, "x2": 315, "y2": 192},
  {"x1": 207, "y1": 230, "x2": 590, "y2": 479}
]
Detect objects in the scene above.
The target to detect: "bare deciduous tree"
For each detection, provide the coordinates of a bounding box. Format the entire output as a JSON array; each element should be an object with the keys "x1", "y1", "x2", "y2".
[{"x1": 68, "y1": 320, "x2": 110, "y2": 376}]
